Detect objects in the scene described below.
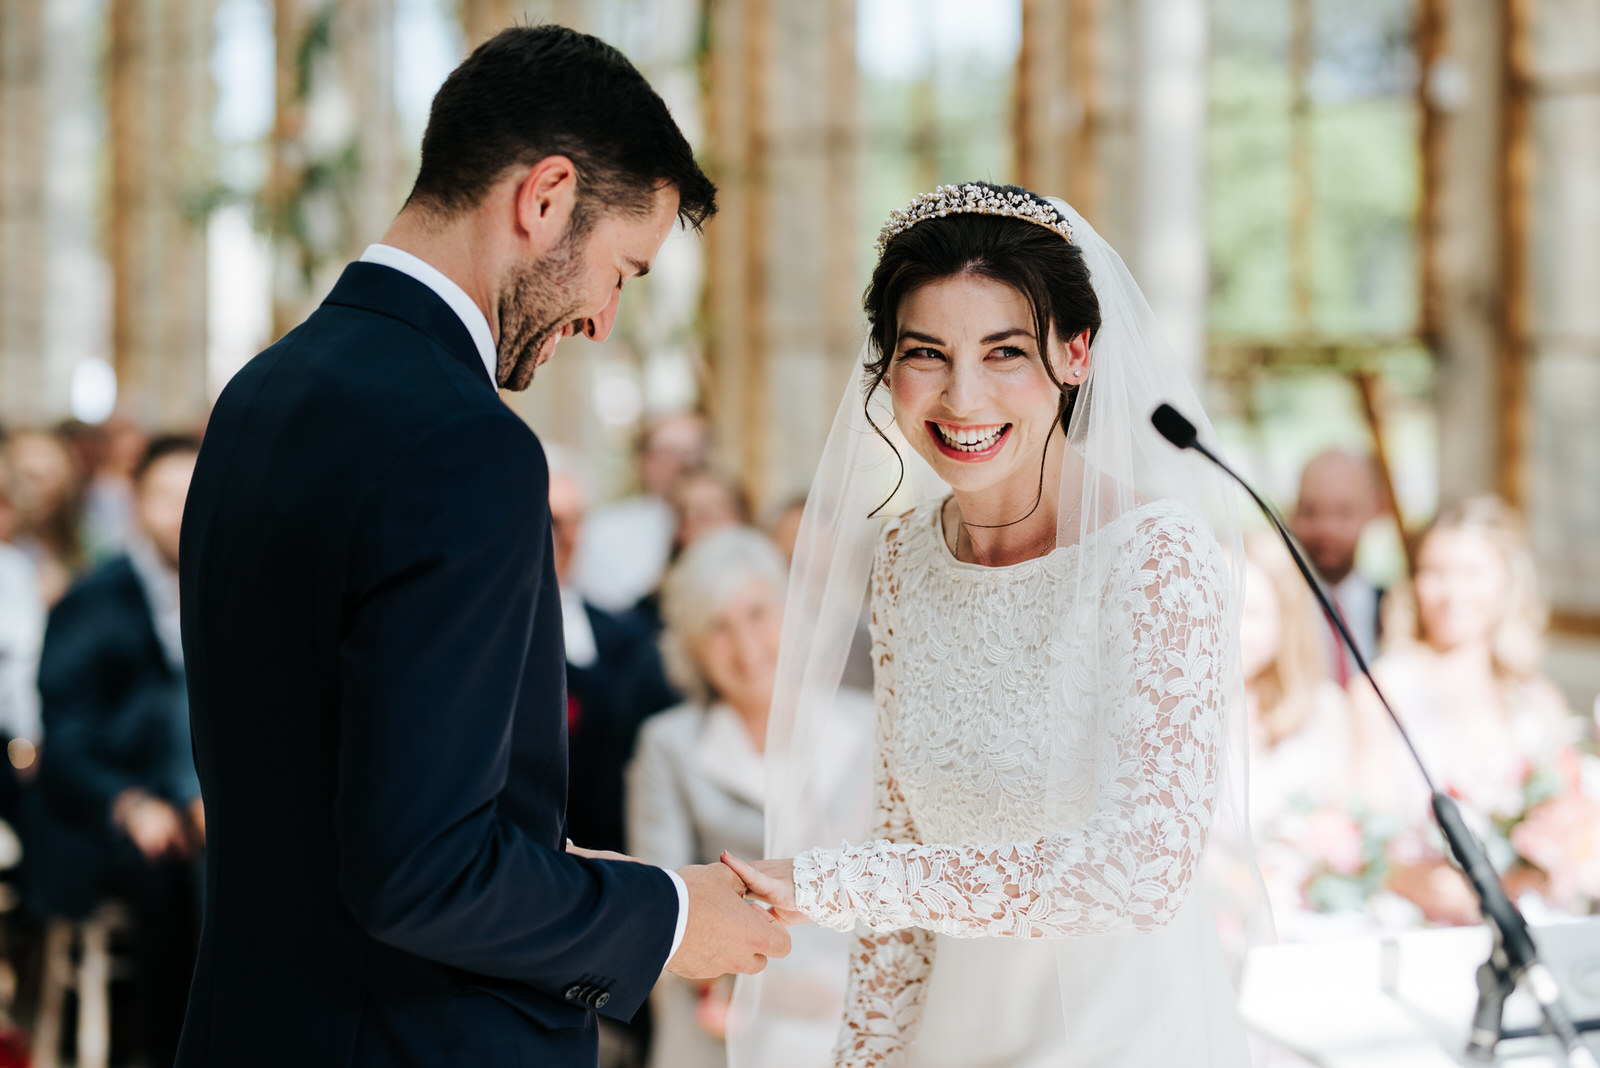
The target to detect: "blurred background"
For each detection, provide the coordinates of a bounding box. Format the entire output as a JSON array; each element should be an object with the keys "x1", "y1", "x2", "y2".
[
  {"x1": 1, "y1": 0, "x2": 1597, "y2": 688},
  {"x1": 2, "y1": 0, "x2": 1600, "y2": 1063}
]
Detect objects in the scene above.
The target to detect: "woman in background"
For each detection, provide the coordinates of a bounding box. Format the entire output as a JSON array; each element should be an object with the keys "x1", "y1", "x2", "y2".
[
  {"x1": 3, "y1": 430, "x2": 86, "y2": 606},
  {"x1": 1353, "y1": 495, "x2": 1597, "y2": 923},
  {"x1": 626, "y1": 527, "x2": 869, "y2": 1068},
  {"x1": 1241, "y1": 531, "x2": 1355, "y2": 931}
]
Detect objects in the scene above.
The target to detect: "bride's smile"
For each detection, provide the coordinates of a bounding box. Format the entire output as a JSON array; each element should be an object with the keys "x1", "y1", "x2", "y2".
[{"x1": 888, "y1": 273, "x2": 1088, "y2": 513}]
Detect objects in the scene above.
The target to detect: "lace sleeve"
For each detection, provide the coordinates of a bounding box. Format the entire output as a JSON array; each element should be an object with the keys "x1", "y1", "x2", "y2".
[
  {"x1": 797, "y1": 512, "x2": 1228, "y2": 941},
  {"x1": 805, "y1": 518, "x2": 936, "y2": 1068}
]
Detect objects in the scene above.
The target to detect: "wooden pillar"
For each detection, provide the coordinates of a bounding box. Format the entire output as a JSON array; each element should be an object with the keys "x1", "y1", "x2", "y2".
[
  {"x1": 336, "y1": 0, "x2": 398, "y2": 245},
  {"x1": 821, "y1": 0, "x2": 861, "y2": 376},
  {"x1": 1289, "y1": 0, "x2": 1314, "y2": 334},
  {"x1": 0, "y1": 0, "x2": 49, "y2": 424},
  {"x1": 704, "y1": 0, "x2": 774, "y2": 509},
  {"x1": 1495, "y1": 0, "x2": 1535, "y2": 507},
  {"x1": 108, "y1": 0, "x2": 213, "y2": 428},
  {"x1": 267, "y1": 0, "x2": 402, "y2": 338},
  {"x1": 459, "y1": 0, "x2": 521, "y2": 46},
  {"x1": 1016, "y1": 0, "x2": 1101, "y2": 217},
  {"x1": 1415, "y1": 0, "x2": 1447, "y2": 349},
  {"x1": 1430, "y1": 0, "x2": 1506, "y2": 503},
  {"x1": 267, "y1": 0, "x2": 310, "y2": 340},
  {"x1": 1129, "y1": 0, "x2": 1208, "y2": 377}
]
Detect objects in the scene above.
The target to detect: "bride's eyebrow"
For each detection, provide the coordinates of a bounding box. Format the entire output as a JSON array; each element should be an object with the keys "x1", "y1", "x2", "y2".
[
  {"x1": 981, "y1": 328, "x2": 1034, "y2": 344},
  {"x1": 897, "y1": 327, "x2": 1035, "y2": 346}
]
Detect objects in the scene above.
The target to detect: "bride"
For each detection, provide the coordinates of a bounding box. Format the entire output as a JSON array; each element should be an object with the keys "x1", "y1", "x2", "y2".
[{"x1": 723, "y1": 183, "x2": 1261, "y2": 1066}]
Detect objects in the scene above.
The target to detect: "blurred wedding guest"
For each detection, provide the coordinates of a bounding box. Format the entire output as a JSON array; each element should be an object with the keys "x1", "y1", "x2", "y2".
[
  {"x1": 549, "y1": 449, "x2": 663, "y2": 856},
  {"x1": 668, "y1": 466, "x2": 750, "y2": 556},
  {"x1": 0, "y1": 449, "x2": 19, "y2": 546},
  {"x1": 26, "y1": 434, "x2": 204, "y2": 1068},
  {"x1": 2, "y1": 429, "x2": 87, "y2": 606},
  {"x1": 576, "y1": 412, "x2": 710, "y2": 612},
  {"x1": 59, "y1": 412, "x2": 149, "y2": 561},
  {"x1": 1241, "y1": 532, "x2": 1355, "y2": 930},
  {"x1": 1352, "y1": 496, "x2": 1595, "y2": 925},
  {"x1": 630, "y1": 466, "x2": 751, "y2": 638},
  {"x1": 1291, "y1": 448, "x2": 1386, "y2": 683},
  {"x1": 0, "y1": 450, "x2": 39, "y2": 815},
  {"x1": 0, "y1": 525, "x2": 42, "y2": 821},
  {"x1": 627, "y1": 528, "x2": 868, "y2": 1068}
]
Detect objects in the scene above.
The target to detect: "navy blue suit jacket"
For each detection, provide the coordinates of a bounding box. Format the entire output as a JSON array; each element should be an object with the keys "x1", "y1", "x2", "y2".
[
  {"x1": 176, "y1": 263, "x2": 678, "y2": 1067},
  {"x1": 29, "y1": 556, "x2": 197, "y2": 918}
]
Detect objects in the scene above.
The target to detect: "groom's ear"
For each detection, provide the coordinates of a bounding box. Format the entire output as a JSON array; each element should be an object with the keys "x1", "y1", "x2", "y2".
[{"x1": 511, "y1": 156, "x2": 580, "y2": 252}]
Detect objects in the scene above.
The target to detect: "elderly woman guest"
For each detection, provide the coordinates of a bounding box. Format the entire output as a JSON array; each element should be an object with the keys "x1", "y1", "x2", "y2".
[
  {"x1": 1352, "y1": 496, "x2": 1595, "y2": 924},
  {"x1": 626, "y1": 527, "x2": 868, "y2": 1068}
]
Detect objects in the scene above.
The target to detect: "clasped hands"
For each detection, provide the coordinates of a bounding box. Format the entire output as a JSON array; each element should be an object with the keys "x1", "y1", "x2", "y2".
[{"x1": 564, "y1": 843, "x2": 803, "y2": 981}]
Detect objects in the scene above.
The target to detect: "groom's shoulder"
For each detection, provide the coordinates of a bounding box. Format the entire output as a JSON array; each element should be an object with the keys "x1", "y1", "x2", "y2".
[{"x1": 219, "y1": 296, "x2": 516, "y2": 445}]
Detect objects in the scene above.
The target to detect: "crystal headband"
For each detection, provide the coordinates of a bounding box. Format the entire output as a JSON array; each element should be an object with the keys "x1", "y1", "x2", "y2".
[{"x1": 875, "y1": 183, "x2": 1074, "y2": 255}]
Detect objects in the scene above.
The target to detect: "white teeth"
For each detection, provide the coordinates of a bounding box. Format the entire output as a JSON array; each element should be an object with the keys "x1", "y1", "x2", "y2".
[{"x1": 936, "y1": 424, "x2": 1005, "y2": 452}]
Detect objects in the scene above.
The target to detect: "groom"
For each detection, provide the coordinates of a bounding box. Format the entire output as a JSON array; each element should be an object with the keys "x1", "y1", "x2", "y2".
[{"x1": 175, "y1": 25, "x2": 788, "y2": 1067}]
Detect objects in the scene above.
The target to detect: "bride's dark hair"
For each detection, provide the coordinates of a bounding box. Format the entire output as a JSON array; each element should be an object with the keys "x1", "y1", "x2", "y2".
[{"x1": 862, "y1": 183, "x2": 1102, "y2": 518}]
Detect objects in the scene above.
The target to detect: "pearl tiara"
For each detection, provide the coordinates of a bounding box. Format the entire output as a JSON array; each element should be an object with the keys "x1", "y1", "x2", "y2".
[{"x1": 875, "y1": 183, "x2": 1074, "y2": 255}]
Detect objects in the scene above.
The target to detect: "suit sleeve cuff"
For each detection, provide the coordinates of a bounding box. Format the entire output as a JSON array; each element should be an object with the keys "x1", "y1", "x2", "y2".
[{"x1": 665, "y1": 868, "x2": 689, "y2": 962}]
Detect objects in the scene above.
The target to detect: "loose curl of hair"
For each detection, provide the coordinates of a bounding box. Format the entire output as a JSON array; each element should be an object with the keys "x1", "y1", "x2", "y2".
[
  {"x1": 860, "y1": 183, "x2": 1101, "y2": 519},
  {"x1": 1383, "y1": 495, "x2": 1548, "y2": 682}
]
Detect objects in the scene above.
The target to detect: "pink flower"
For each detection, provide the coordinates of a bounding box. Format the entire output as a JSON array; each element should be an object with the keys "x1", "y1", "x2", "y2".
[
  {"x1": 1511, "y1": 792, "x2": 1600, "y2": 909},
  {"x1": 1299, "y1": 809, "x2": 1365, "y2": 876}
]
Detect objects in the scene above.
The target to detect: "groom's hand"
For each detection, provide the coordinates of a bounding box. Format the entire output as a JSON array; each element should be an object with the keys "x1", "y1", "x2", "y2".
[{"x1": 666, "y1": 862, "x2": 791, "y2": 980}]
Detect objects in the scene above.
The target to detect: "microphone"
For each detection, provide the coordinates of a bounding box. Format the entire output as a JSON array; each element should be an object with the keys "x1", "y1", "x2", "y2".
[{"x1": 1151, "y1": 402, "x2": 1600, "y2": 1067}]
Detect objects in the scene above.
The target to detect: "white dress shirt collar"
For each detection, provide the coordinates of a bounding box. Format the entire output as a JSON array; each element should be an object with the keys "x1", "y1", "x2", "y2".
[{"x1": 359, "y1": 244, "x2": 497, "y2": 385}]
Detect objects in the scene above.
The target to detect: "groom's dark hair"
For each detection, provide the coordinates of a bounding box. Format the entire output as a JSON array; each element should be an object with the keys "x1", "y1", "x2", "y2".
[{"x1": 406, "y1": 25, "x2": 716, "y2": 233}]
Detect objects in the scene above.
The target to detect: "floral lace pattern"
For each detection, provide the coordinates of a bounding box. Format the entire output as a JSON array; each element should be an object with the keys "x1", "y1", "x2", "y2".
[{"x1": 792, "y1": 497, "x2": 1232, "y2": 1067}]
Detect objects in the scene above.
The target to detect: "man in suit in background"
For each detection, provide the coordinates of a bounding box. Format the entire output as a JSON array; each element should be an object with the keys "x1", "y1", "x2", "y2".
[
  {"x1": 177, "y1": 26, "x2": 787, "y2": 1068},
  {"x1": 1291, "y1": 448, "x2": 1388, "y2": 682},
  {"x1": 30, "y1": 434, "x2": 202, "y2": 1067}
]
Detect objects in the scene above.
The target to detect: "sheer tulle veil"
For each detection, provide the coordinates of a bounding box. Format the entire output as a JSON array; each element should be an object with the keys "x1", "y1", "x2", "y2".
[{"x1": 727, "y1": 191, "x2": 1269, "y2": 1064}]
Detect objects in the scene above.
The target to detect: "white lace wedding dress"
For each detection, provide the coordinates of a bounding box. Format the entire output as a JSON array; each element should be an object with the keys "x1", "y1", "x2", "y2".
[{"x1": 792, "y1": 496, "x2": 1251, "y2": 1067}]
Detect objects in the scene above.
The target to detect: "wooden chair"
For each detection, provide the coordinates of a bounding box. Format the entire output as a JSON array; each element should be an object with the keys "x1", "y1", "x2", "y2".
[{"x1": 32, "y1": 902, "x2": 131, "y2": 1068}]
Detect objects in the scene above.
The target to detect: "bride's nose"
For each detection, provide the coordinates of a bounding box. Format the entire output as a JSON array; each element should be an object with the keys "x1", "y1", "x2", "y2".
[{"x1": 941, "y1": 357, "x2": 984, "y2": 415}]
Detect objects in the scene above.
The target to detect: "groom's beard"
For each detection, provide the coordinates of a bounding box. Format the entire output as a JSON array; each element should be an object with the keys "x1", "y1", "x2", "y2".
[{"x1": 495, "y1": 227, "x2": 587, "y2": 392}]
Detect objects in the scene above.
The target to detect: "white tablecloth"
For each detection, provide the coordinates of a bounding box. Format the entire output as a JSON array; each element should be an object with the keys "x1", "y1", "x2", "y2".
[{"x1": 1240, "y1": 922, "x2": 1600, "y2": 1066}]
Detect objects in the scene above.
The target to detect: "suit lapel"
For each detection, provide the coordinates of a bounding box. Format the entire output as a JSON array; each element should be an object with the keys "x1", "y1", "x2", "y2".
[{"x1": 322, "y1": 262, "x2": 494, "y2": 390}]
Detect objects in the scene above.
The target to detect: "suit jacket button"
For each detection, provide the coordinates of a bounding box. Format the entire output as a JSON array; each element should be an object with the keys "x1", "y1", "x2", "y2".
[
  {"x1": 594, "y1": 991, "x2": 610, "y2": 1009},
  {"x1": 564, "y1": 985, "x2": 582, "y2": 1002}
]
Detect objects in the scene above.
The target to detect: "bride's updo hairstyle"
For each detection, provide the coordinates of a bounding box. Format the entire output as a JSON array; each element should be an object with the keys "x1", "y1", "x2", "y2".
[{"x1": 862, "y1": 182, "x2": 1101, "y2": 435}]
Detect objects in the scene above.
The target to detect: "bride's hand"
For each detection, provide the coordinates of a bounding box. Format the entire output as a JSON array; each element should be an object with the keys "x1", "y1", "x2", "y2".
[{"x1": 720, "y1": 852, "x2": 808, "y2": 926}]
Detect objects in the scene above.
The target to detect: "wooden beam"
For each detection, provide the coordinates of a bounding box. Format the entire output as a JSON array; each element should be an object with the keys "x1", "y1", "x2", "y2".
[
  {"x1": 267, "y1": 0, "x2": 307, "y2": 340},
  {"x1": 1495, "y1": 0, "x2": 1535, "y2": 507},
  {"x1": 737, "y1": 0, "x2": 772, "y2": 514},
  {"x1": 823, "y1": 0, "x2": 859, "y2": 364},
  {"x1": 1352, "y1": 370, "x2": 1414, "y2": 575},
  {"x1": 1414, "y1": 0, "x2": 1446, "y2": 348},
  {"x1": 459, "y1": 0, "x2": 520, "y2": 47},
  {"x1": 1067, "y1": 0, "x2": 1100, "y2": 219},
  {"x1": 0, "y1": 0, "x2": 49, "y2": 423},
  {"x1": 107, "y1": 0, "x2": 146, "y2": 403},
  {"x1": 1289, "y1": 0, "x2": 1314, "y2": 335}
]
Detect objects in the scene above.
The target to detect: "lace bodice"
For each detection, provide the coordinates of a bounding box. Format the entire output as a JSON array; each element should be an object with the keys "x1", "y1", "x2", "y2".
[{"x1": 792, "y1": 496, "x2": 1233, "y2": 1066}]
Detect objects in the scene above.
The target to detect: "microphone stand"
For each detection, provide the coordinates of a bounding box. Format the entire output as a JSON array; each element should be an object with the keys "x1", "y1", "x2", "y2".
[{"x1": 1151, "y1": 404, "x2": 1600, "y2": 1067}]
